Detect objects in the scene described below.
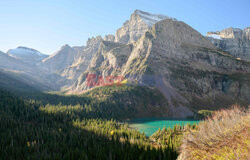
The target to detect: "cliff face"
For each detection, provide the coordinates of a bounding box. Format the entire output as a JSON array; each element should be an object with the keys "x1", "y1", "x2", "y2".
[
  {"x1": 65, "y1": 10, "x2": 174, "y2": 84},
  {"x1": 70, "y1": 19, "x2": 250, "y2": 118},
  {"x1": 122, "y1": 20, "x2": 250, "y2": 116},
  {"x1": 207, "y1": 27, "x2": 250, "y2": 61},
  {"x1": 61, "y1": 36, "x2": 102, "y2": 82}
]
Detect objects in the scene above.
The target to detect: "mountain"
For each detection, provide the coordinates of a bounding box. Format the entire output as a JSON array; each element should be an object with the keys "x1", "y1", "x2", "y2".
[
  {"x1": 41, "y1": 44, "x2": 77, "y2": 73},
  {"x1": 7, "y1": 46, "x2": 48, "y2": 64},
  {"x1": 207, "y1": 27, "x2": 250, "y2": 61},
  {"x1": 0, "y1": 51, "x2": 53, "y2": 91},
  {"x1": 61, "y1": 36, "x2": 102, "y2": 81},
  {"x1": 45, "y1": 10, "x2": 174, "y2": 85},
  {"x1": 114, "y1": 10, "x2": 175, "y2": 44},
  {"x1": 0, "y1": 50, "x2": 37, "y2": 73},
  {"x1": 69, "y1": 18, "x2": 250, "y2": 118},
  {"x1": 1, "y1": 44, "x2": 85, "y2": 91},
  {"x1": 1, "y1": 49, "x2": 67, "y2": 91},
  {"x1": 65, "y1": 10, "x2": 174, "y2": 85},
  {"x1": 1, "y1": 10, "x2": 249, "y2": 118}
]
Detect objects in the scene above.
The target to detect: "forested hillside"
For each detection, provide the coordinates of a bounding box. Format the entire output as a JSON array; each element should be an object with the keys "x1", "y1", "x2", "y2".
[{"x1": 0, "y1": 88, "x2": 183, "y2": 160}]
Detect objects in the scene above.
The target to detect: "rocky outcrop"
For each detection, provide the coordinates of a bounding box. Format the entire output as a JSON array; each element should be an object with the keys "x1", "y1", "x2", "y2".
[
  {"x1": 103, "y1": 34, "x2": 115, "y2": 42},
  {"x1": 61, "y1": 36, "x2": 103, "y2": 81},
  {"x1": 207, "y1": 27, "x2": 250, "y2": 61},
  {"x1": 71, "y1": 40, "x2": 132, "y2": 91}
]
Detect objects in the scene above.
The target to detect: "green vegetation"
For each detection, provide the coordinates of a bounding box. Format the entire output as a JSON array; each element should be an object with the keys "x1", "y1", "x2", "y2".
[
  {"x1": 150, "y1": 123, "x2": 198, "y2": 151},
  {"x1": 0, "y1": 88, "x2": 180, "y2": 160},
  {"x1": 1, "y1": 78, "x2": 248, "y2": 159},
  {"x1": 179, "y1": 106, "x2": 250, "y2": 160},
  {"x1": 0, "y1": 69, "x2": 42, "y2": 95},
  {"x1": 193, "y1": 110, "x2": 214, "y2": 120},
  {"x1": 29, "y1": 85, "x2": 170, "y2": 120}
]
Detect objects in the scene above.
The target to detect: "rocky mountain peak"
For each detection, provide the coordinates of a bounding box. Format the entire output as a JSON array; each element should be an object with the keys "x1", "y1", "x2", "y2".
[
  {"x1": 60, "y1": 44, "x2": 71, "y2": 50},
  {"x1": 207, "y1": 27, "x2": 250, "y2": 39},
  {"x1": 133, "y1": 9, "x2": 175, "y2": 27},
  {"x1": 207, "y1": 27, "x2": 250, "y2": 61},
  {"x1": 114, "y1": 10, "x2": 174, "y2": 44},
  {"x1": 151, "y1": 19, "x2": 215, "y2": 49},
  {"x1": 41, "y1": 44, "x2": 77, "y2": 73},
  {"x1": 59, "y1": 35, "x2": 104, "y2": 82},
  {"x1": 221, "y1": 27, "x2": 242, "y2": 39},
  {"x1": 17, "y1": 46, "x2": 40, "y2": 52},
  {"x1": 86, "y1": 36, "x2": 102, "y2": 46},
  {"x1": 103, "y1": 34, "x2": 115, "y2": 42}
]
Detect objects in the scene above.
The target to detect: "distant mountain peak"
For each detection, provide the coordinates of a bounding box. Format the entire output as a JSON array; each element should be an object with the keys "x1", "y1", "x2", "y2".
[
  {"x1": 207, "y1": 27, "x2": 250, "y2": 61},
  {"x1": 8, "y1": 46, "x2": 42, "y2": 55},
  {"x1": 207, "y1": 27, "x2": 249, "y2": 39},
  {"x1": 16, "y1": 46, "x2": 40, "y2": 52},
  {"x1": 60, "y1": 44, "x2": 71, "y2": 50},
  {"x1": 7, "y1": 46, "x2": 48, "y2": 62}
]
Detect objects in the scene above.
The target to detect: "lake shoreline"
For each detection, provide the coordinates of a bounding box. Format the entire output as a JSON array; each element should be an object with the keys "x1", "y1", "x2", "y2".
[{"x1": 127, "y1": 118, "x2": 200, "y2": 137}]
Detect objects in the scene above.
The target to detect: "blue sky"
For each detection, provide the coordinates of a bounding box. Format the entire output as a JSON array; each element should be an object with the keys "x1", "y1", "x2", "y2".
[{"x1": 0, "y1": 0, "x2": 249, "y2": 55}]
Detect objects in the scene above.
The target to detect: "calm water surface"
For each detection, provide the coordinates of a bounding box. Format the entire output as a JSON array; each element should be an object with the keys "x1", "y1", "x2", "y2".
[{"x1": 129, "y1": 118, "x2": 199, "y2": 137}]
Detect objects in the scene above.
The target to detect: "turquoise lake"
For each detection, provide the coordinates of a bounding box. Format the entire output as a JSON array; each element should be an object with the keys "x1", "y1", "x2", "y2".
[{"x1": 129, "y1": 118, "x2": 199, "y2": 137}]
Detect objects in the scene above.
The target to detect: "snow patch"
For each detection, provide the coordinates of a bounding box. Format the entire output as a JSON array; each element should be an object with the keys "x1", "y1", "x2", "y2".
[
  {"x1": 135, "y1": 10, "x2": 176, "y2": 26},
  {"x1": 7, "y1": 47, "x2": 45, "y2": 58},
  {"x1": 207, "y1": 34, "x2": 222, "y2": 40}
]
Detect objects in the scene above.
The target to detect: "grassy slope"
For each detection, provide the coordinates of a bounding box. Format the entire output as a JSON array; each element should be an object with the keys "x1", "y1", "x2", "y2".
[{"x1": 178, "y1": 106, "x2": 250, "y2": 160}]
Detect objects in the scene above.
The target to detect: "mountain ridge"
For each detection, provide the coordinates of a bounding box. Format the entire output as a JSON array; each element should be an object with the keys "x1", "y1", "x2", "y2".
[
  {"x1": 207, "y1": 27, "x2": 250, "y2": 61},
  {"x1": 67, "y1": 18, "x2": 250, "y2": 117},
  {"x1": 0, "y1": 10, "x2": 249, "y2": 118}
]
